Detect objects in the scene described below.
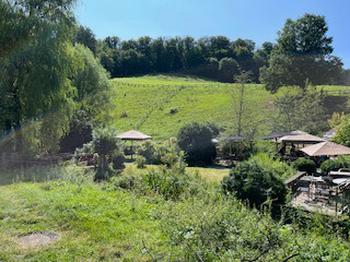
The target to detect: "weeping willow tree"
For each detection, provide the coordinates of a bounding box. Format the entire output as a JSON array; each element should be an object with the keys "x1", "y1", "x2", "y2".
[{"x1": 0, "y1": 0, "x2": 79, "y2": 156}]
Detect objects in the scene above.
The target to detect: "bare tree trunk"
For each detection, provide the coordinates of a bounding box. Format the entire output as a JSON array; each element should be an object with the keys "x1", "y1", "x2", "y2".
[{"x1": 236, "y1": 82, "x2": 245, "y2": 136}]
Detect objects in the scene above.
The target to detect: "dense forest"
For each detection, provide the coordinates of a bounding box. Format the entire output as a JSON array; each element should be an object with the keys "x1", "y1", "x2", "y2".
[{"x1": 75, "y1": 18, "x2": 350, "y2": 86}]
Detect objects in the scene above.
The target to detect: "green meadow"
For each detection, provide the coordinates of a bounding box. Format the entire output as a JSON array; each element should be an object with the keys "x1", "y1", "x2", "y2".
[
  {"x1": 1, "y1": 165, "x2": 350, "y2": 261},
  {"x1": 111, "y1": 75, "x2": 350, "y2": 140}
]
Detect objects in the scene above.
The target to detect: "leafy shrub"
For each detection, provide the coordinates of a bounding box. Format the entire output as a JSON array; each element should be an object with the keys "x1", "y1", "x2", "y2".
[
  {"x1": 161, "y1": 190, "x2": 350, "y2": 261},
  {"x1": 135, "y1": 155, "x2": 146, "y2": 169},
  {"x1": 74, "y1": 142, "x2": 94, "y2": 160},
  {"x1": 293, "y1": 158, "x2": 316, "y2": 175},
  {"x1": 108, "y1": 174, "x2": 142, "y2": 191},
  {"x1": 250, "y1": 153, "x2": 295, "y2": 180},
  {"x1": 143, "y1": 164, "x2": 206, "y2": 201},
  {"x1": 160, "y1": 139, "x2": 187, "y2": 171},
  {"x1": 162, "y1": 196, "x2": 285, "y2": 261},
  {"x1": 222, "y1": 160, "x2": 287, "y2": 214},
  {"x1": 136, "y1": 141, "x2": 160, "y2": 164},
  {"x1": 333, "y1": 115, "x2": 350, "y2": 147},
  {"x1": 320, "y1": 157, "x2": 350, "y2": 174},
  {"x1": 144, "y1": 169, "x2": 189, "y2": 200},
  {"x1": 177, "y1": 122, "x2": 217, "y2": 166},
  {"x1": 218, "y1": 140, "x2": 255, "y2": 161},
  {"x1": 134, "y1": 139, "x2": 188, "y2": 168},
  {"x1": 336, "y1": 156, "x2": 350, "y2": 168},
  {"x1": 255, "y1": 141, "x2": 278, "y2": 158},
  {"x1": 93, "y1": 128, "x2": 118, "y2": 156},
  {"x1": 112, "y1": 152, "x2": 126, "y2": 171},
  {"x1": 320, "y1": 159, "x2": 341, "y2": 174},
  {"x1": 92, "y1": 128, "x2": 123, "y2": 180}
]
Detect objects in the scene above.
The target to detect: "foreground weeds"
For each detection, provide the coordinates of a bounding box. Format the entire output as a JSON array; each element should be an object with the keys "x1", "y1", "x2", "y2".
[{"x1": 1, "y1": 165, "x2": 350, "y2": 261}]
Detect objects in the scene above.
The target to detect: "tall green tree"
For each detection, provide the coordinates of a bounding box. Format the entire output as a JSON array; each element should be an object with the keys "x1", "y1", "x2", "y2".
[
  {"x1": 0, "y1": 0, "x2": 77, "y2": 154},
  {"x1": 0, "y1": 0, "x2": 76, "y2": 58},
  {"x1": 218, "y1": 57, "x2": 240, "y2": 82},
  {"x1": 72, "y1": 45, "x2": 111, "y2": 122},
  {"x1": 177, "y1": 122, "x2": 217, "y2": 166},
  {"x1": 273, "y1": 86, "x2": 327, "y2": 134},
  {"x1": 75, "y1": 26, "x2": 97, "y2": 54},
  {"x1": 333, "y1": 115, "x2": 350, "y2": 147},
  {"x1": 260, "y1": 14, "x2": 343, "y2": 92},
  {"x1": 59, "y1": 45, "x2": 112, "y2": 153}
]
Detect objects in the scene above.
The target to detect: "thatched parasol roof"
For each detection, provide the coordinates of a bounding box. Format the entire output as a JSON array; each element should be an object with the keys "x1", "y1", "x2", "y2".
[
  {"x1": 117, "y1": 130, "x2": 152, "y2": 141},
  {"x1": 263, "y1": 130, "x2": 308, "y2": 140},
  {"x1": 278, "y1": 133, "x2": 325, "y2": 144},
  {"x1": 300, "y1": 141, "x2": 350, "y2": 156}
]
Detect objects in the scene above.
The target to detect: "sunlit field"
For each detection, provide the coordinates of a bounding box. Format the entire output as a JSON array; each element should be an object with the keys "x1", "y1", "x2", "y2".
[{"x1": 112, "y1": 75, "x2": 350, "y2": 140}]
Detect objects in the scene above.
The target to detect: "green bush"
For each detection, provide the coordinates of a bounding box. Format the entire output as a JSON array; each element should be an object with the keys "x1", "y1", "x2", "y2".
[
  {"x1": 293, "y1": 158, "x2": 316, "y2": 175},
  {"x1": 177, "y1": 122, "x2": 217, "y2": 166},
  {"x1": 144, "y1": 168, "x2": 189, "y2": 200},
  {"x1": 250, "y1": 153, "x2": 296, "y2": 180},
  {"x1": 143, "y1": 166, "x2": 206, "y2": 201},
  {"x1": 92, "y1": 128, "x2": 119, "y2": 156},
  {"x1": 161, "y1": 191, "x2": 350, "y2": 261},
  {"x1": 222, "y1": 160, "x2": 287, "y2": 214},
  {"x1": 74, "y1": 142, "x2": 94, "y2": 161},
  {"x1": 255, "y1": 141, "x2": 278, "y2": 158},
  {"x1": 136, "y1": 141, "x2": 160, "y2": 164},
  {"x1": 333, "y1": 115, "x2": 350, "y2": 147},
  {"x1": 218, "y1": 140, "x2": 255, "y2": 161},
  {"x1": 108, "y1": 174, "x2": 141, "y2": 191},
  {"x1": 92, "y1": 128, "x2": 123, "y2": 180},
  {"x1": 112, "y1": 152, "x2": 126, "y2": 172},
  {"x1": 336, "y1": 156, "x2": 350, "y2": 168},
  {"x1": 320, "y1": 160, "x2": 341, "y2": 174},
  {"x1": 320, "y1": 157, "x2": 350, "y2": 174},
  {"x1": 135, "y1": 139, "x2": 186, "y2": 167},
  {"x1": 135, "y1": 155, "x2": 146, "y2": 169}
]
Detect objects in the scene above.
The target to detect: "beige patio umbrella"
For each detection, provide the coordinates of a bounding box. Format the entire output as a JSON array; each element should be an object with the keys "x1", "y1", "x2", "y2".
[
  {"x1": 117, "y1": 130, "x2": 152, "y2": 160},
  {"x1": 117, "y1": 130, "x2": 152, "y2": 141},
  {"x1": 300, "y1": 141, "x2": 350, "y2": 156},
  {"x1": 278, "y1": 133, "x2": 325, "y2": 144}
]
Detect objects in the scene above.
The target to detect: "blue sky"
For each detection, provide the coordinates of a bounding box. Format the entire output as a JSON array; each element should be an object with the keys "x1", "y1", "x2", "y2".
[{"x1": 75, "y1": 0, "x2": 350, "y2": 68}]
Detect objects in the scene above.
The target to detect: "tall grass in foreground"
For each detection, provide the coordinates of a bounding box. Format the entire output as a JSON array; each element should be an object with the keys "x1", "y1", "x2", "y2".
[{"x1": 1, "y1": 164, "x2": 350, "y2": 261}]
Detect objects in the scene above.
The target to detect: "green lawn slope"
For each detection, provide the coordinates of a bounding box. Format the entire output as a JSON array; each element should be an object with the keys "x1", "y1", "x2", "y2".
[
  {"x1": 111, "y1": 75, "x2": 350, "y2": 140},
  {"x1": 1, "y1": 165, "x2": 350, "y2": 261}
]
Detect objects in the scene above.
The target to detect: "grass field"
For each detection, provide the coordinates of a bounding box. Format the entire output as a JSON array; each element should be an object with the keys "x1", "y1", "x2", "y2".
[
  {"x1": 0, "y1": 177, "x2": 170, "y2": 260},
  {"x1": 1, "y1": 76, "x2": 350, "y2": 260},
  {"x1": 111, "y1": 75, "x2": 350, "y2": 140},
  {"x1": 1, "y1": 165, "x2": 350, "y2": 261},
  {"x1": 122, "y1": 163, "x2": 230, "y2": 183}
]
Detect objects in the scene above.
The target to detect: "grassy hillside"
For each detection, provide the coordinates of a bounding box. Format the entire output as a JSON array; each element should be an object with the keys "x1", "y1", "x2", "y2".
[
  {"x1": 111, "y1": 75, "x2": 350, "y2": 140},
  {"x1": 1, "y1": 165, "x2": 350, "y2": 261}
]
